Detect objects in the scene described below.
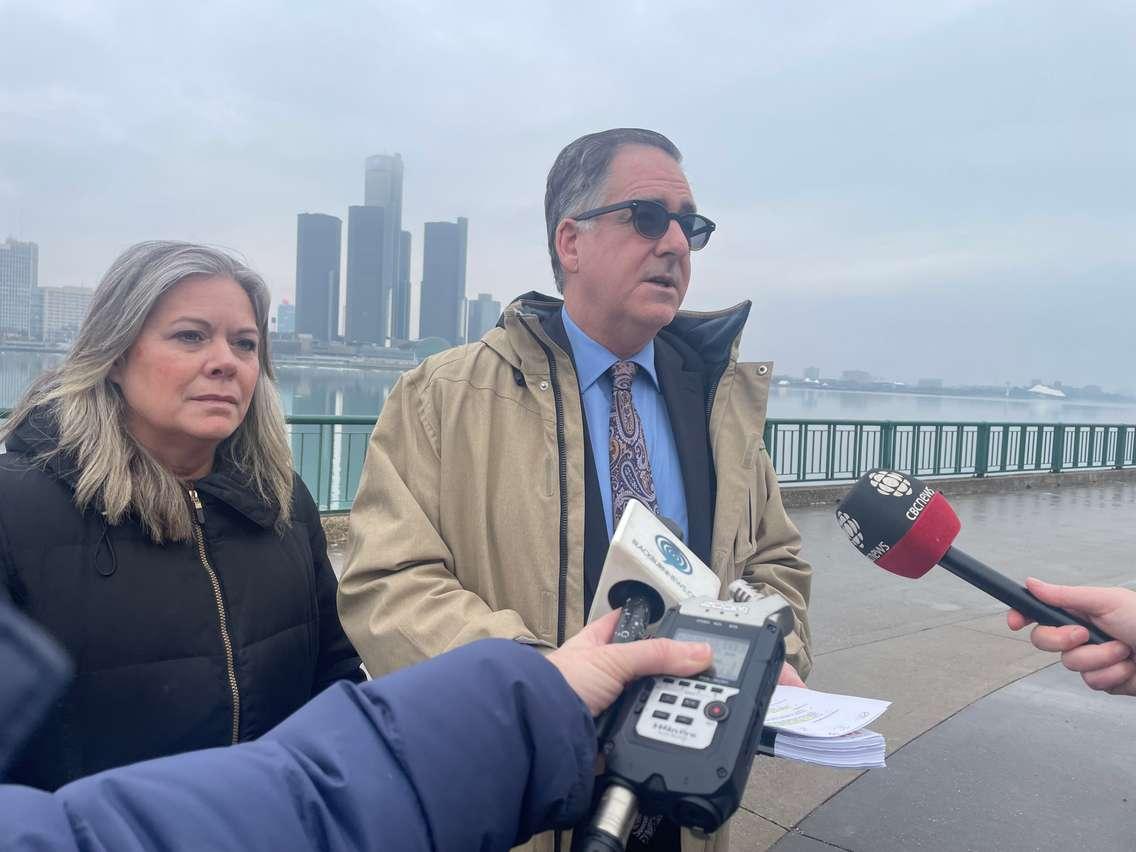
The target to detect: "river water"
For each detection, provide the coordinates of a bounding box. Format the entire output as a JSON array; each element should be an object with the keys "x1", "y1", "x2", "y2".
[{"x1": 3, "y1": 350, "x2": 1134, "y2": 424}]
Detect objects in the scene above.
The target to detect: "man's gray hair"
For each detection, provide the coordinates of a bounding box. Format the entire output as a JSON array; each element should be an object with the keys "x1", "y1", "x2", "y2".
[{"x1": 544, "y1": 128, "x2": 682, "y2": 292}]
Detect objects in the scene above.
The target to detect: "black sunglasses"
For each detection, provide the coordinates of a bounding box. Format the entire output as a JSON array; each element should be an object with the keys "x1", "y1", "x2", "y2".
[{"x1": 572, "y1": 199, "x2": 716, "y2": 250}]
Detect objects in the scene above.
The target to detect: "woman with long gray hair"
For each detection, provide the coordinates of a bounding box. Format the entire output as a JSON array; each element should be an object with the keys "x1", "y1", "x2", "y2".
[{"x1": 0, "y1": 241, "x2": 363, "y2": 790}]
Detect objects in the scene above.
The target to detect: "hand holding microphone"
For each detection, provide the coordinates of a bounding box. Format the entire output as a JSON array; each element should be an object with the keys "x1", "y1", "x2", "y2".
[
  {"x1": 1006, "y1": 579, "x2": 1136, "y2": 697},
  {"x1": 834, "y1": 469, "x2": 1117, "y2": 645}
]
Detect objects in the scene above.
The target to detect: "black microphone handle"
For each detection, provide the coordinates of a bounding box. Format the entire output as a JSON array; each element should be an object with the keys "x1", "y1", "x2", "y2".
[
  {"x1": 938, "y1": 546, "x2": 1113, "y2": 645},
  {"x1": 594, "y1": 594, "x2": 654, "y2": 744},
  {"x1": 612, "y1": 594, "x2": 653, "y2": 644}
]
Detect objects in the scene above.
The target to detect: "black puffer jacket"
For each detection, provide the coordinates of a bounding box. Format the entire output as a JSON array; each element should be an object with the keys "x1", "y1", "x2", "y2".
[{"x1": 0, "y1": 412, "x2": 364, "y2": 790}]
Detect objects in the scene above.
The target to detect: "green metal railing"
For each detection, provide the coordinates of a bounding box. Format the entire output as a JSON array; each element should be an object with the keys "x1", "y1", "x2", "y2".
[
  {"x1": 762, "y1": 420, "x2": 1136, "y2": 484},
  {"x1": 286, "y1": 415, "x2": 378, "y2": 513},
  {"x1": 285, "y1": 416, "x2": 1136, "y2": 512},
  {"x1": 4, "y1": 410, "x2": 1134, "y2": 512}
]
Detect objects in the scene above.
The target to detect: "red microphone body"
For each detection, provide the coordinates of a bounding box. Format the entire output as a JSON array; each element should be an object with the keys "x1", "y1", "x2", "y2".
[{"x1": 837, "y1": 470, "x2": 1113, "y2": 645}]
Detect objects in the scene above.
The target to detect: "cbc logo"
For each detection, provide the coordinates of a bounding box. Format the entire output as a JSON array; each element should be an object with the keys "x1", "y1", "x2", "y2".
[
  {"x1": 836, "y1": 511, "x2": 864, "y2": 550},
  {"x1": 869, "y1": 470, "x2": 912, "y2": 497}
]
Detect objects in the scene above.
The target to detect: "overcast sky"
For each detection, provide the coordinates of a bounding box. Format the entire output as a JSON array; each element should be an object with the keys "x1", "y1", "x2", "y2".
[{"x1": 2, "y1": 0, "x2": 1133, "y2": 390}]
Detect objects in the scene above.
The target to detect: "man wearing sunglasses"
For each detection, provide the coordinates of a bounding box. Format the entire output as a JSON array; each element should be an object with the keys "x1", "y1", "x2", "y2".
[{"x1": 340, "y1": 128, "x2": 813, "y2": 852}]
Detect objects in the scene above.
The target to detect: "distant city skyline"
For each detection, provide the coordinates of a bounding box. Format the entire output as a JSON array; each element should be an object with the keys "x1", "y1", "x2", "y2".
[
  {"x1": 0, "y1": 237, "x2": 94, "y2": 346},
  {"x1": 2, "y1": 2, "x2": 1132, "y2": 389},
  {"x1": 0, "y1": 233, "x2": 1127, "y2": 397},
  {"x1": 290, "y1": 153, "x2": 467, "y2": 346}
]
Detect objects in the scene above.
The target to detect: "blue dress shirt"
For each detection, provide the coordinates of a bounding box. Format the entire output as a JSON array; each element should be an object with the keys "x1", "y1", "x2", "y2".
[{"x1": 561, "y1": 307, "x2": 689, "y2": 543}]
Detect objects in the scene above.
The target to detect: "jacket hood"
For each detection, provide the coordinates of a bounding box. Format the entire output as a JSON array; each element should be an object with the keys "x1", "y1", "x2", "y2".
[
  {"x1": 503, "y1": 290, "x2": 751, "y2": 369},
  {"x1": 5, "y1": 407, "x2": 278, "y2": 530},
  {"x1": 6, "y1": 406, "x2": 80, "y2": 486}
]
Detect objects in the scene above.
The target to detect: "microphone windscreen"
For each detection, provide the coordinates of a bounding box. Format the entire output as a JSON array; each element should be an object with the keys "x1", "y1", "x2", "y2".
[{"x1": 836, "y1": 469, "x2": 961, "y2": 579}]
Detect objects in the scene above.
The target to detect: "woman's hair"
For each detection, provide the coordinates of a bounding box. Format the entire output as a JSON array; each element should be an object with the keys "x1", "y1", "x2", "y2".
[{"x1": 1, "y1": 241, "x2": 294, "y2": 542}]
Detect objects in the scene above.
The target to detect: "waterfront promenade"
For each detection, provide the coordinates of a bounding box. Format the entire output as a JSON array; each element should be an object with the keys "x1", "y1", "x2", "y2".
[{"x1": 332, "y1": 479, "x2": 1136, "y2": 850}]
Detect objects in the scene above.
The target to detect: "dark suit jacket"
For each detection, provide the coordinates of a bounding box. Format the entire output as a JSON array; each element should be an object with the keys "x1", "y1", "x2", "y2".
[{"x1": 543, "y1": 311, "x2": 716, "y2": 613}]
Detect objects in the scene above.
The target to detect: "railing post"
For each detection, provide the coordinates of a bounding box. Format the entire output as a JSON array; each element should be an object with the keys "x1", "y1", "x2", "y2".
[
  {"x1": 975, "y1": 423, "x2": 990, "y2": 477},
  {"x1": 825, "y1": 423, "x2": 837, "y2": 480},
  {"x1": 880, "y1": 422, "x2": 896, "y2": 470},
  {"x1": 1117, "y1": 426, "x2": 1129, "y2": 470},
  {"x1": 1051, "y1": 425, "x2": 1065, "y2": 473},
  {"x1": 796, "y1": 423, "x2": 808, "y2": 483}
]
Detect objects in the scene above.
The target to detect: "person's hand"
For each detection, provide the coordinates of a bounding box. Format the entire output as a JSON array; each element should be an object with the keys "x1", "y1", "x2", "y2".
[
  {"x1": 777, "y1": 662, "x2": 806, "y2": 688},
  {"x1": 548, "y1": 610, "x2": 713, "y2": 715},
  {"x1": 1006, "y1": 578, "x2": 1136, "y2": 697}
]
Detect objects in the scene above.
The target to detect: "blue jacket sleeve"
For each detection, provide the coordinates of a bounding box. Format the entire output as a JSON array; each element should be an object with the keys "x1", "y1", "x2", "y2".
[
  {"x1": 0, "y1": 598, "x2": 72, "y2": 776},
  {"x1": 1, "y1": 639, "x2": 597, "y2": 852}
]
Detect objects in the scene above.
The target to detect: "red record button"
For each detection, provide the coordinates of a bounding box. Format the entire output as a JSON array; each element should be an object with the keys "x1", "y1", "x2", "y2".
[{"x1": 704, "y1": 700, "x2": 728, "y2": 721}]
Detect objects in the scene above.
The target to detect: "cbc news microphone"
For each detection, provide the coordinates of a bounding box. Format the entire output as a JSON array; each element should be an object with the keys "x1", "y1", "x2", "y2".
[{"x1": 835, "y1": 469, "x2": 1113, "y2": 644}]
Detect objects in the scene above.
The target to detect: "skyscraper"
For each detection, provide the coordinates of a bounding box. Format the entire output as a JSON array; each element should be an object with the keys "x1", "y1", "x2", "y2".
[
  {"x1": 419, "y1": 217, "x2": 468, "y2": 346},
  {"x1": 294, "y1": 213, "x2": 341, "y2": 342},
  {"x1": 465, "y1": 293, "x2": 501, "y2": 342},
  {"x1": 392, "y1": 229, "x2": 412, "y2": 341},
  {"x1": 345, "y1": 205, "x2": 386, "y2": 344},
  {"x1": 33, "y1": 285, "x2": 92, "y2": 343},
  {"x1": 276, "y1": 301, "x2": 296, "y2": 335},
  {"x1": 357, "y1": 153, "x2": 403, "y2": 343},
  {"x1": 0, "y1": 238, "x2": 38, "y2": 338}
]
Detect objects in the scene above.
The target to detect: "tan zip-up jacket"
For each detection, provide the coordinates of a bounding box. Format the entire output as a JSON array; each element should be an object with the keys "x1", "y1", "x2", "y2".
[{"x1": 339, "y1": 295, "x2": 813, "y2": 852}]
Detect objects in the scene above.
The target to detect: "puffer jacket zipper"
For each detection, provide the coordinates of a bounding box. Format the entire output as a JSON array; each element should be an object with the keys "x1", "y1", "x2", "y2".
[{"x1": 187, "y1": 487, "x2": 241, "y2": 745}]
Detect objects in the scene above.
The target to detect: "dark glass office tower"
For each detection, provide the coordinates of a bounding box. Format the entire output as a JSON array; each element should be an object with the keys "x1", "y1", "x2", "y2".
[
  {"x1": 345, "y1": 205, "x2": 386, "y2": 344},
  {"x1": 294, "y1": 213, "x2": 341, "y2": 342},
  {"x1": 419, "y1": 217, "x2": 468, "y2": 346}
]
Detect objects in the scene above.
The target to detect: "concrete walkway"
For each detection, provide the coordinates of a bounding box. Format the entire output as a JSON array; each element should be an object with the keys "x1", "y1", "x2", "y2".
[{"x1": 730, "y1": 480, "x2": 1136, "y2": 851}]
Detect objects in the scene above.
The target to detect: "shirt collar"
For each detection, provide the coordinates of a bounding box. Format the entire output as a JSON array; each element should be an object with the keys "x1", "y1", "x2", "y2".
[{"x1": 561, "y1": 306, "x2": 659, "y2": 393}]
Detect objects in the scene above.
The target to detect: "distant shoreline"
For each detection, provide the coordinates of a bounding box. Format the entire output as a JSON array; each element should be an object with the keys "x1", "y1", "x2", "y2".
[
  {"x1": 274, "y1": 358, "x2": 414, "y2": 373},
  {"x1": 3, "y1": 346, "x2": 1133, "y2": 408},
  {"x1": 773, "y1": 384, "x2": 1136, "y2": 409}
]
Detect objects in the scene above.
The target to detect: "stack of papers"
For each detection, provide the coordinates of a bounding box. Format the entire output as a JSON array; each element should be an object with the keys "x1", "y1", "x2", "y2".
[{"x1": 762, "y1": 686, "x2": 891, "y2": 769}]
